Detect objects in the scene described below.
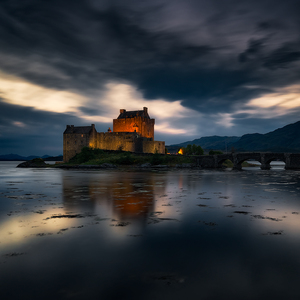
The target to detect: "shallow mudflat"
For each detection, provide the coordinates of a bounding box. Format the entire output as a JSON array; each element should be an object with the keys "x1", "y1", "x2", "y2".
[{"x1": 1, "y1": 162, "x2": 300, "y2": 300}]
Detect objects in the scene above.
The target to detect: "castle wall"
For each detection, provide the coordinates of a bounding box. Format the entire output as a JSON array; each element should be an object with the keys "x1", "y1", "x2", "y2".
[
  {"x1": 88, "y1": 127, "x2": 98, "y2": 148},
  {"x1": 63, "y1": 131, "x2": 165, "y2": 162},
  {"x1": 95, "y1": 133, "x2": 164, "y2": 154},
  {"x1": 63, "y1": 133, "x2": 90, "y2": 162},
  {"x1": 113, "y1": 117, "x2": 155, "y2": 139},
  {"x1": 142, "y1": 140, "x2": 165, "y2": 154},
  {"x1": 63, "y1": 125, "x2": 97, "y2": 162},
  {"x1": 96, "y1": 132, "x2": 137, "y2": 152}
]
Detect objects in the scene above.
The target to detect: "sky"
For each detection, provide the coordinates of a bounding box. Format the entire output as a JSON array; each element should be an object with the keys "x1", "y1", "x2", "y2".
[{"x1": 1, "y1": 0, "x2": 300, "y2": 156}]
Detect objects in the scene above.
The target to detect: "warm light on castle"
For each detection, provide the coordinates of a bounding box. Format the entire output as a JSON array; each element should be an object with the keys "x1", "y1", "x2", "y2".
[{"x1": 63, "y1": 107, "x2": 165, "y2": 162}]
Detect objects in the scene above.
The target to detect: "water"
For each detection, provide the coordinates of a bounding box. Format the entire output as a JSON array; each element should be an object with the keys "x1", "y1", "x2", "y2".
[{"x1": 1, "y1": 162, "x2": 300, "y2": 299}]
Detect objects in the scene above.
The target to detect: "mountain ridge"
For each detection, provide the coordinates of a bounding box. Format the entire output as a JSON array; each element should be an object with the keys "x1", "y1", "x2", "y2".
[
  {"x1": 167, "y1": 120, "x2": 300, "y2": 153},
  {"x1": 0, "y1": 154, "x2": 63, "y2": 161}
]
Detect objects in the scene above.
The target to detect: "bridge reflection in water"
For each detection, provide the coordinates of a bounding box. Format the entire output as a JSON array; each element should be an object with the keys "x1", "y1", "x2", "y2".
[{"x1": 195, "y1": 152, "x2": 300, "y2": 170}]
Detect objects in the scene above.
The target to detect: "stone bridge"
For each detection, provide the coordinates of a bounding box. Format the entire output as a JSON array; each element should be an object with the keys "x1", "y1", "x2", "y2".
[{"x1": 193, "y1": 152, "x2": 300, "y2": 170}]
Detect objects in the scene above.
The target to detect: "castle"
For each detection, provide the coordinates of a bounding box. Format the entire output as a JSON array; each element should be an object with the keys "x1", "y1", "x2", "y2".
[{"x1": 63, "y1": 107, "x2": 165, "y2": 162}]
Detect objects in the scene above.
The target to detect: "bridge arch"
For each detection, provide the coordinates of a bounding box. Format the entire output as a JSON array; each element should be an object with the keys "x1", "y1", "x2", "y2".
[
  {"x1": 216, "y1": 154, "x2": 234, "y2": 168},
  {"x1": 218, "y1": 158, "x2": 234, "y2": 169},
  {"x1": 233, "y1": 153, "x2": 262, "y2": 170},
  {"x1": 235, "y1": 158, "x2": 262, "y2": 170},
  {"x1": 261, "y1": 153, "x2": 286, "y2": 169},
  {"x1": 196, "y1": 152, "x2": 300, "y2": 170}
]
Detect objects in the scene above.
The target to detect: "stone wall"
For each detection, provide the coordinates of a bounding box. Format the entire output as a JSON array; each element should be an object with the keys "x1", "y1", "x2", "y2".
[
  {"x1": 63, "y1": 133, "x2": 91, "y2": 162},
  {"x1": 142, "y1": 140, "x2": 165, "y2": 154},
  {"x1": 96, "y1": 132, "x2": 138, "y2": 152},
  {"x1": 63, "y1": 130, "x2": 165, "y2": 162},
  {"x1": 63, "y1": 125, "x2": 97, "y2": 162},
  {"x1": 96, "y1": 132, "x2": 164, "y2": 154}
]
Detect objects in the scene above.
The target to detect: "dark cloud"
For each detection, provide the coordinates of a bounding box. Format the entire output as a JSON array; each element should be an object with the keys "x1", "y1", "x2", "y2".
[
  {"x1": 0, "y1": 101, "x2": 82, "y2": 155},
  {"x1": 1, "y1": 0, "x2": 299, "y2": 95},
  {"x1": 78, "y1": 106, "x2": 106, "y2": 115},
  {"x1": 0, "y1": 1, "x2": 217, "y2": 94},
  {"x1": 263, "y1": 44, "x2": 300, "y2": 69},
  {"x1": 239, "y1": 38, "x2": 266, "y2": 63},
  {"x1": 0, "y1": 99, "x2": 116, "y2": 155},
  {"x1": 256, "y1": 20, "x2": 285, "y2": 31},
  {"x1": 134, "y1": 67, "x2": 252, "y2": 113}
]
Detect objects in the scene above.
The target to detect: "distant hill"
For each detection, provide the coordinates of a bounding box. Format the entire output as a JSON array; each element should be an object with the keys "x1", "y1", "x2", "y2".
[
  {"x1": 0, "y1": 154, "x2": 63, "y2": 161},
  {"x1": 167, "y1": 120, "x2": 300, "y2": 153},
  {"x1": 167, "y1": 136, "x2": 240, "y2": 153},
  {"x1": 232, "y1": 121, "x2": 300, "y2": 152}
]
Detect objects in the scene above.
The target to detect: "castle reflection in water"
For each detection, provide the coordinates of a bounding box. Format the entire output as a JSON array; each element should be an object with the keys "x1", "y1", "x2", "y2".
[{"x1": 62, "y1": 171, "x2": 167, "y2": 223}]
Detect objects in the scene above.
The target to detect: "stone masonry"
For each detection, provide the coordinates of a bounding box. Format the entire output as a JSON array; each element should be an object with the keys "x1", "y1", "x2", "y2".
[{"x1": 63, "y1": 108, "x2": 165, "y2": 162}]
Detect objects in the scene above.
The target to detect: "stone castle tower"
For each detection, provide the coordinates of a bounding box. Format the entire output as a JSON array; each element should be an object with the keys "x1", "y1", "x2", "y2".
[
  {"x1": 63, "y1": 107, "x2": 165, "y2": 162},
  {"x1": 113, "y1": 107, "x2": 154, "y2": 139}
]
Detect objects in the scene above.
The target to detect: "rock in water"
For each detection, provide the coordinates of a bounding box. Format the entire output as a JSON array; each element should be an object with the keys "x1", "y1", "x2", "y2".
[{"x1": 17, "y1": 158, "x2": 47, "y2": 168}]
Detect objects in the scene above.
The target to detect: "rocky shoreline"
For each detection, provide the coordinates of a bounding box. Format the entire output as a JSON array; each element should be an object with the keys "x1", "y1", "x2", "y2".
[
  {"x1": 17, "y1": 158, "x2": 48, "y2": 168},
  {"x1": 54, "y1": 162, "x2": 196, "y2": 169},
  {"x1": 17, "y1": 159, "x2": 197, "y2": 170}
]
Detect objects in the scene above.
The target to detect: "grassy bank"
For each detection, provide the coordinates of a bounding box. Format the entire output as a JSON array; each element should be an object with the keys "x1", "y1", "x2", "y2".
[
  {"x1": 57, "y1": 148, "x2": 259, "y2": 168},
  {"x1": 65, "y1": 147, "x2": 194, "y2": 166}
]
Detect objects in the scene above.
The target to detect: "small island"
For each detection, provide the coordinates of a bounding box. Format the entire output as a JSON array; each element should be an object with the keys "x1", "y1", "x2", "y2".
[{"x1": 17, "y1": 146, "x2": 257, "y2": 169}]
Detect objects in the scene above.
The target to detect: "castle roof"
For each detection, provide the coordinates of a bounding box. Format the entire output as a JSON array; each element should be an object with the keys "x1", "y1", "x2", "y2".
[
  {"x1": 117, "y1": 107, "x2": 150, "y2": 119},
  {"x1": 64, "y1": 125, "x2": 94, "y2": 134}
]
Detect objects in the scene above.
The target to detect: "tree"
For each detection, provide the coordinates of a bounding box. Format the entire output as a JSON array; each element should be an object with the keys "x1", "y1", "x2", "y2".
[
  {"x1": 186, "y1": 144, "x2": 192, "y2": 154},
  {"x1": 181, "y1": 144, "x2": 204, "y2": 155},
  {"x1": 209, "y1": 150, "x2": 223, "y2": 155}
]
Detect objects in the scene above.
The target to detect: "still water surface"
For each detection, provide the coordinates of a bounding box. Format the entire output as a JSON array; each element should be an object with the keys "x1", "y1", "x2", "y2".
[{"x1": 1, "y1": 162, "x2": 300, "y2": 299}]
